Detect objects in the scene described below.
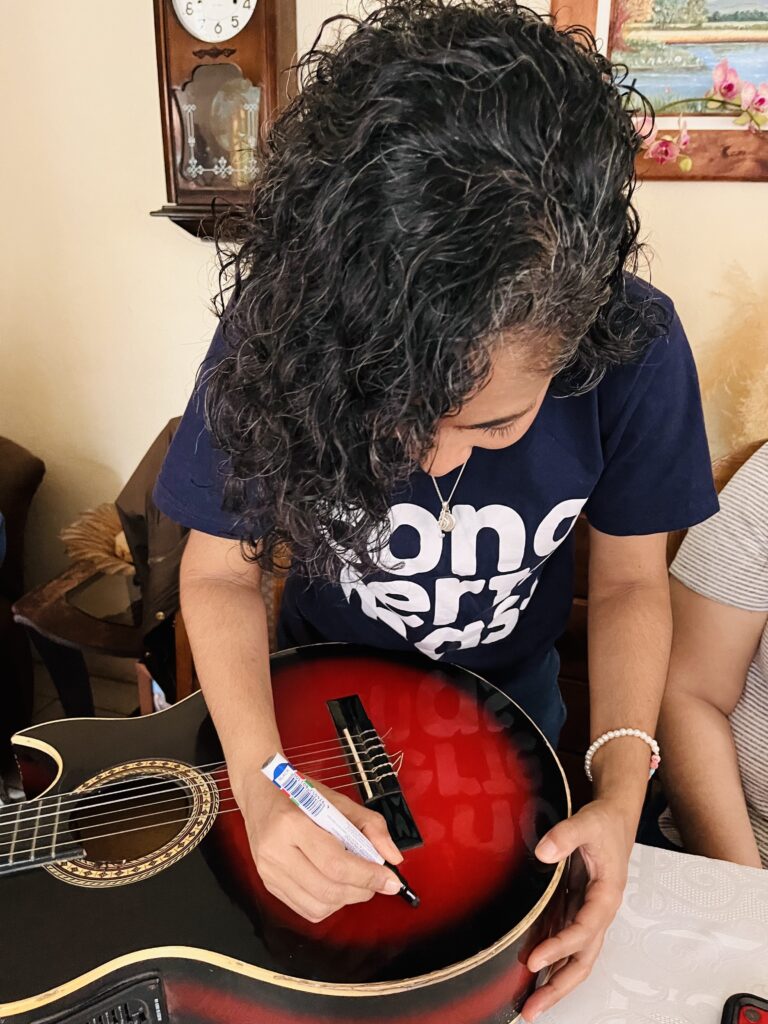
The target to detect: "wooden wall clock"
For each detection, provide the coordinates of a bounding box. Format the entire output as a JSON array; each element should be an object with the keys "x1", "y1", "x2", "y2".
[{"x1": 151, "y1": 0, "x2": 297, "y2": 238}]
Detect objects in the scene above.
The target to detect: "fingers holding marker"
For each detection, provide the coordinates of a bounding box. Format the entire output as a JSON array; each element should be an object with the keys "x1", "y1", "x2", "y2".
[
  {"x1": 306, "y1": 832, "x2": 403, "y2": 895},
  {"x1": 353, "y1": 806, "x2": 404, "y2": 866},
  {"x1": 253, "y1": 813, "x2": 399, "y2": 922},
  {"x1": 261, "y1": 754, "x2": 419, "y2": 908}
]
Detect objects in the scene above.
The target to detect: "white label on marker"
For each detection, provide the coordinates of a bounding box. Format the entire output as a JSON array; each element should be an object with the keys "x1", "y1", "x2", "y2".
[{"x1": 261, "y1": 754, "x2": 384, "y2": 864}]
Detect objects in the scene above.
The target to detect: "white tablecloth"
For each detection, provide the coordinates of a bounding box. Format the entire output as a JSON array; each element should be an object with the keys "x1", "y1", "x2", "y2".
[{"x1": 543, "y1": 843, "x2": 768, "y2": 1024}]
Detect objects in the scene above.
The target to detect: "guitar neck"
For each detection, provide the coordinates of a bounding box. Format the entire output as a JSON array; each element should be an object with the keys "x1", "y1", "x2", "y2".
[{"x1": 0, "y1": 798, "x2": 83, "y2": 876}]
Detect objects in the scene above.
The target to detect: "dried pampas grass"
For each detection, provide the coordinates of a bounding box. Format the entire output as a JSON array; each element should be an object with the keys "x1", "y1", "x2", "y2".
[
  {"x1": 60, "y1": 502, "x2": 134, "y2": 576},
  {"x1": 698, "y1": 269, "x2": 768, "y2": 457}
]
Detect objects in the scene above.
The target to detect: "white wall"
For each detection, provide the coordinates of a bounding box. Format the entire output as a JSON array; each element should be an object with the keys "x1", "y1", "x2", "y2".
[
  {"x1": 1, "y1": 3, "x2": 222, "y2": 586},
  {"x1": 0, "y1": 1, "x2": 349, "y2": 587},
  {"x1": 2, "y1": 0, "x2": 766, "y2": 590}
]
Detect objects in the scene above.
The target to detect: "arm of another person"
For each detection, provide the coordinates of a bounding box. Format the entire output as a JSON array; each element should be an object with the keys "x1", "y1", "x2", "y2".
[
  {"x1": 180, "y1": 529, "x2": 404, "y2": 920},
  {"x1": 658, "y1": 441, "x2": 768, "y2": 867},
  {"x1": 524, "y1": 529, "x2": 672, "y2": 1022},
  {"x1": 658, "y1": 578, "x2": 765, "y2": 867}
]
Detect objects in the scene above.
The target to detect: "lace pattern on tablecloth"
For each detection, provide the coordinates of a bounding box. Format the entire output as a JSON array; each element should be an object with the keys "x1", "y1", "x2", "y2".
[{"x1": 542, "y1": 844, "x2": 768, "y2": 1024}]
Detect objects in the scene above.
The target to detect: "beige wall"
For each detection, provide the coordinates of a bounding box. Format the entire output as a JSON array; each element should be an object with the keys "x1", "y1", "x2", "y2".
[
  {"x1": 634, "y1": 183, "x2": 768, "y2": 456},
  {"x1": 2, "y1": 1, "x2": 766, "y2": 590}
]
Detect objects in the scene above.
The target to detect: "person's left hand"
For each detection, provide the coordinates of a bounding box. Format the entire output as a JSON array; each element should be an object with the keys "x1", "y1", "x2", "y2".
[{"x1": 521, "y1": 797, "x2": 635, "y2": 1022}]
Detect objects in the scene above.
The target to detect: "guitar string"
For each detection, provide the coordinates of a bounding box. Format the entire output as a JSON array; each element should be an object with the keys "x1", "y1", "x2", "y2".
[
  {"x1": 0, "y1": 755, "x2": 406, "y2": 861},
  {"x1": 2, "y1": 795, "x2": 281, "y2": 860},
  {"x1": 2, "y1": 729, "x2": 394, "y2": 822},
  {"x1": 2, "y1": 794, "x2": 242, "y2": 859},
  {"x1": 4, "y1": 728, "x2": 391, "y2": 816},
  {"x1": 1, "y1": 748, "x2": 392, "y2": 828},
  {"x1": 0, "y1": 750, "x2": 406, "y2": 848},
  {"x1": 0, "y1": 761, "x2": 390, "y2": 840},
  {"x1": 0, "y1": 775, "x2": 362, "y2": 849},
  {"x1": 0, "y1": 755, "x2": 403, "y2": 841},
  {"x1": 0, "y1": 753, "x2": 405, "y2": 850}
]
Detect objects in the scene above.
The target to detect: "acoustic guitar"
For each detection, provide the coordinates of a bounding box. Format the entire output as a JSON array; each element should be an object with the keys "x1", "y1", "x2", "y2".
[{"x1": 0, "y1": 644, "x2": 570, "y2": 1024}]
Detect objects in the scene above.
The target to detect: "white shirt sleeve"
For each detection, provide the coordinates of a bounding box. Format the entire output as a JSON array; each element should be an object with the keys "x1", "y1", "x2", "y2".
[{"x1": 670, "y1": 442, "x2": 768, "y2": 612}]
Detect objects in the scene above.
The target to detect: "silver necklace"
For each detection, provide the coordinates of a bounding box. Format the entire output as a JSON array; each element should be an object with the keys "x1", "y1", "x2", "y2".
[{"x1": 430, "y1": 455, "x2": 471, "y2": 533}]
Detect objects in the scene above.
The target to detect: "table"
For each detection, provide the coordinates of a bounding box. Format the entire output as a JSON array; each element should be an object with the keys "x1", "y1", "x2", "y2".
[{"x1": 543, "y1": 843, "x2": 768, "y2": 1024}]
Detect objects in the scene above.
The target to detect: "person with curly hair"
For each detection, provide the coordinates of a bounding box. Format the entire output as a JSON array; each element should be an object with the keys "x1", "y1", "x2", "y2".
[{"x1": 155, "y1": 1, "x2": 717, "y2": 1015}]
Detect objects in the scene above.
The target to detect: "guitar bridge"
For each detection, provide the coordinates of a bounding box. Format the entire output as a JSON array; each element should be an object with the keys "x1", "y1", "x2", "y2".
[{"x1": 326, "y1": 695, "x2": 423, "y2": 851}]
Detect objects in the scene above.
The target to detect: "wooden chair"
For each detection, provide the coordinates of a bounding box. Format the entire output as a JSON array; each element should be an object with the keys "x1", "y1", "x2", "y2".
[
  {"x1": 13, "y1": 420, "x2": 192, "y2": 718},
  {"x1": 13, "y1": 564, "x2": 145, "y2": 716}
]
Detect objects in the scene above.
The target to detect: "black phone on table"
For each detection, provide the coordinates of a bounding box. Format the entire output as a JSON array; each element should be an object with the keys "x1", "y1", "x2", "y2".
[{"x1": 722, "y1": 994, "x2": 768, "y2": 1024}]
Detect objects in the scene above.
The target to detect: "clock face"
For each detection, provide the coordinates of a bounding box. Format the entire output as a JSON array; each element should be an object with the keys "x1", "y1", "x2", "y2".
[{"x1": 171, "y1": 0, "x2": 257, "y2": 43}]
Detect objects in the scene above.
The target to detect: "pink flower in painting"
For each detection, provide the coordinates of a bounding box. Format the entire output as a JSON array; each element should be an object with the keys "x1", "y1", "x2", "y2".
[
  {"x1": 741, "y1": 82, "x2": 757, "y2": 110},
  {"x1": 736, "y1": 81, "x2": 768, "y2": 129},
  {"x1": 711, "y1": 59, "x2": 741, "y2": 100},
  {"x1": 639, "y1": 126, "x2": 657, "y2": 151},
  {"x1": 646, "y1": 135, "x2": 680, "y2": 164},
  {"x1": 747, "y1": 83, "x2": 768, "y2": 112},
  {"x1": 678, "y1": 120, "x2": 690, "y2": 150}
]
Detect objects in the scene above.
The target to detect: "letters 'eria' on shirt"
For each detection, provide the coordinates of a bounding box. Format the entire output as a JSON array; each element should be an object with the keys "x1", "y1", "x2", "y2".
[{"x1": 154, "y1": 282, "x2": 718, "y2": 688}]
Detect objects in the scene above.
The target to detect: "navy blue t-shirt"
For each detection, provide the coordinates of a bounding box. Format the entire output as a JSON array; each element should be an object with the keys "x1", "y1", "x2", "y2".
[{"x1": 154, "y1": 284, "x2": 718, "y2": 688}]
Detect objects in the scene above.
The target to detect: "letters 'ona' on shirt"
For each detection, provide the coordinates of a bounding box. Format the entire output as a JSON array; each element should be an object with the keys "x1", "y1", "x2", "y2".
[{"x1": 154, "y1": 281, "x2": 718, "y2": 686}]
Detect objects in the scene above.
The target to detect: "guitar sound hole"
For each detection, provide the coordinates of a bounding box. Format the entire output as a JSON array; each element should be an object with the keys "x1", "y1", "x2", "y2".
[{"x1": 68, "y1": 777, "x2": 192, "y2": 864}]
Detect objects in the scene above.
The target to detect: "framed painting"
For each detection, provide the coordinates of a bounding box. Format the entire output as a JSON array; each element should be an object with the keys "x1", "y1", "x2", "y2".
[{"x1": 552, "y1": 0, "x2": 768, "y2": 179}]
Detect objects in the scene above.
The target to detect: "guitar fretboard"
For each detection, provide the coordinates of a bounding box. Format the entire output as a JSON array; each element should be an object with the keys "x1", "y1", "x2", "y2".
[{"x1": 0, "y1": 797, "x2": 83, "y2": 875}]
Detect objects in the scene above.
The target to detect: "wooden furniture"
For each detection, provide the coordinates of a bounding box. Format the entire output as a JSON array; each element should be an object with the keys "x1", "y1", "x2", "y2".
[
  {"x1": 554, "y1": 515, "x2": 592, "y2": 809},
  {"x1": 13, "y1": 420, "x2": 188, "y2": 720},
  {"x1": 13, "y1": 564, "x2": 145, "y2": 718},
  {"x1": 0, "y1": 438, "x2": 45, "y2": 773},
  {"x1": 151, "y1": 0, "x2": 297, "y2": 238}
]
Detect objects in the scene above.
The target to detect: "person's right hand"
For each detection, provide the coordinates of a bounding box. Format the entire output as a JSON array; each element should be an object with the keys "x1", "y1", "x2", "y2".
[{"x1": 237, "y1": 773, "x2": 405, "y2": 923}]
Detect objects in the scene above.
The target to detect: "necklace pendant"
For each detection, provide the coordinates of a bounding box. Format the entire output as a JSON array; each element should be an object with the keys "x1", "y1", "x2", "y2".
[{"x1": 437, "y1": 506, "x2": 456, "y2": 533}]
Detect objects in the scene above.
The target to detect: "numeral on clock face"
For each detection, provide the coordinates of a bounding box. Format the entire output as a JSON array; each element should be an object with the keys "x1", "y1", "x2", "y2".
[{"x1": 171, "y1": 0, "x2": 256, "y2": 43}]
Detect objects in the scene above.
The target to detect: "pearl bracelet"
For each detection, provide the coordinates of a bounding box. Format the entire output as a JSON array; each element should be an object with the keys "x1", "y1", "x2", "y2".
[{"x1": 584, "y1": 728, "x2": 661, "y2": 782}]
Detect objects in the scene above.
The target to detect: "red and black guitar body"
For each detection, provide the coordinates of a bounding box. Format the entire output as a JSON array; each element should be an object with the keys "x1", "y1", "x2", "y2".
[{"x1": 0, "y1": 644, "x2": 570, "y2": 1024}]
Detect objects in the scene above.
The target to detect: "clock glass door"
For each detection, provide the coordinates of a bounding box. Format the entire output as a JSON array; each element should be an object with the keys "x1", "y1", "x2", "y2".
[{"x1": 174, "y1": 64, "x2": 261, "y2": 190}]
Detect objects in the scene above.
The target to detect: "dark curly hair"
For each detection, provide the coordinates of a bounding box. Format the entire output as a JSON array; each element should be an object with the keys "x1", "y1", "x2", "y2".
[{"x1": 208, "y1": 0, "x2": 660, "y2": 580}]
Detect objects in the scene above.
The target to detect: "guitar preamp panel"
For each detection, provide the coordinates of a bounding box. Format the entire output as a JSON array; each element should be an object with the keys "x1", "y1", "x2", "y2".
[{"x1": 33, "y1": 977, "x2": 166, "y2": 1024}]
